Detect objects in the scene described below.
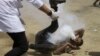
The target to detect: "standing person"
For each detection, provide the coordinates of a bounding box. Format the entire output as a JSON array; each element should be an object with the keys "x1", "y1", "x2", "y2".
[
  {"x1": 93, "y1": 0, "x2": 100, "y2": 6},
  {"x1": 0, "y1": 0, "x2": 58, "y2": 56}
]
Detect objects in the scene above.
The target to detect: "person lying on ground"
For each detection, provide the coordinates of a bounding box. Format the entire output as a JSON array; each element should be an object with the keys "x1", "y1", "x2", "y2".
[
  {"x1": 29, "y1": 19, "x2": 84, "y2": 55},
  {"x1": 53, "y1": 29, "x2": 84, "y2": 55}
]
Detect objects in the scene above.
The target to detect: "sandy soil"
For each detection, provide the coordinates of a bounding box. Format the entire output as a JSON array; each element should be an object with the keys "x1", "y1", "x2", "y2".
[{"x1": 0, "y1": 0, "x2": 100, "y2": 56}]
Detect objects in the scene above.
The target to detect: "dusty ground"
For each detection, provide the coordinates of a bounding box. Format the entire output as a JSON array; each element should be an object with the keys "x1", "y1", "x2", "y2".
[{"x1": 0, "y1": 0, "x2": 100, "y2": 56}]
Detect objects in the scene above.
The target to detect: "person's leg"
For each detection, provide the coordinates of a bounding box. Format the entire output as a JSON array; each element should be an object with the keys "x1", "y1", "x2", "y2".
[
  {"x1": 35, "y1": 19, "x2": 58, "y2": 44},
  {"x1": 99, "y1": 0, "x2": 100, "y2": 5},
  {"x1": 29, "y1": 43, "x2": 53, "y2": 56},
  {"x1": 93, "y1": 0, "x2": 99, "y2": 6},
  {"x1": 5, "y1": 31, "x2": 28, "y2": 56}
]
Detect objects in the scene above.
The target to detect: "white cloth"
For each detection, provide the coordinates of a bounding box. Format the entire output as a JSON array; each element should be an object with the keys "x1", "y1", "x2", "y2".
[
  {"x1": 48, "y1": 25, "x2": 76, "y2": 45},
  {"x1": 27, "y1": 0, "x2": 44, "y2": 8},
  {"x1": 0, "y1": 0, "x2": 44, "y2": 33}
]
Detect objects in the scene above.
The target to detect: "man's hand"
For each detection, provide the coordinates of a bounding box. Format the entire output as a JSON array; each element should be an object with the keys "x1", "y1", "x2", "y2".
[
  {"x1": 39, "y1": 4, "x2": 59, "y2": 21},
  {"x1": 49, "y1": 11, "x2": 59, "y2": 21}
]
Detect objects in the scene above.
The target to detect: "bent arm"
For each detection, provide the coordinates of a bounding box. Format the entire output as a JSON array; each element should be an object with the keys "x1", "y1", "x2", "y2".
[{"x1": 27, "y1": 0, "x2": 52, "y2": 16}]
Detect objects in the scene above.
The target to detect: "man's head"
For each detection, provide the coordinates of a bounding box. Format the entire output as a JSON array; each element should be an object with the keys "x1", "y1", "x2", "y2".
[
  {"x1": 70, "y1": 37, "x2": 83, "y2": 47},
  {"x1": 75, "y1": 38, "x2": 83, "y2": 46}
]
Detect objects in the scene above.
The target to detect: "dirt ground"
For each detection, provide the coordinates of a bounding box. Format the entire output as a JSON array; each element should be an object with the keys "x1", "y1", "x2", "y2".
[{"x1": 0, "y1": 0, "x2": 100, "y2": 56}]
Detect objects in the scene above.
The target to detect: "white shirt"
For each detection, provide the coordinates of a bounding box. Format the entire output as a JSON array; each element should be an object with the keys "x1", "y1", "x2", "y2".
[
  {"x1": 0, "y1": 0, "x2": 43, "y2": 33},
  {"x1": 48, "y1": 25, "x2": 76, "y2": 45}
]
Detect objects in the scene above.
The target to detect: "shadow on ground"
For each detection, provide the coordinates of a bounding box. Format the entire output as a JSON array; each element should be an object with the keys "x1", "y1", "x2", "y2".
[
  {"x1": 88, "y1": 52, "x2": 100, "y2": 56},
  {"x1": 28, "y1": 51, "x2": 52, "y2": 56}
]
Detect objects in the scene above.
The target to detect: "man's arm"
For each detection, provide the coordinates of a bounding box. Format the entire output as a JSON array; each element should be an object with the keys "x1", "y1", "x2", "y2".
[
  {"x1": 39, "y1": 4, "x2": 52, "y2": 16},
  {"x1": 53, "y1": 43, "x2": 71, "y2": 55},
  {"x1": 27, "y1": 0, "x2": 58, "y2": 20}
]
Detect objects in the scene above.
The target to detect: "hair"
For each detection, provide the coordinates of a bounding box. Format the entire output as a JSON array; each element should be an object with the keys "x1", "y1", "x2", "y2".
[{"x1": 76, "y1": 39, "x2": 83, "y2": 46}]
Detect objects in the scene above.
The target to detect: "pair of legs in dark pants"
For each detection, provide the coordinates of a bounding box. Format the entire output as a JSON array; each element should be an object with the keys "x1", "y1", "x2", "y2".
[
  {"x1": 29, "y1": 19, "x2": 58, "y2": 54},
  {"x1": 5, "y1": 31, "x2": 28, "y2": 56}
]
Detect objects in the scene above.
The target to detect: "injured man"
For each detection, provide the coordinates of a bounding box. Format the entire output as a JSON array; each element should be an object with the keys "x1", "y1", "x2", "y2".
[{"x1": 29, "y1": 19, "x2": 84, "y2": 55}]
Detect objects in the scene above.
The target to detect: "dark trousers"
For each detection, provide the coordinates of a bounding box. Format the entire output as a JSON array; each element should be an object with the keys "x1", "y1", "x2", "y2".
[
  {"x1": 5, "y1": 31, "x2": 28, "y2": 56},
  {"x1": 33, "y1": 20, "x2": 58, "y2": 54},
  {"x1": 93, "y1": 0, "x2": 100, "y2": 6}
]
